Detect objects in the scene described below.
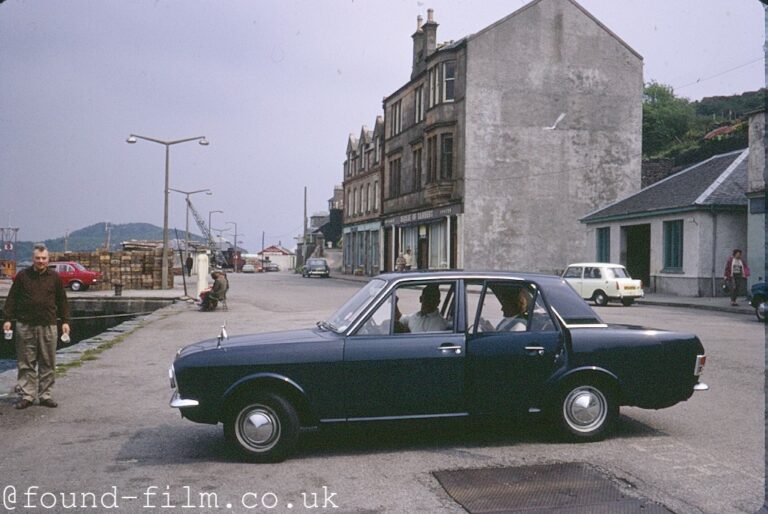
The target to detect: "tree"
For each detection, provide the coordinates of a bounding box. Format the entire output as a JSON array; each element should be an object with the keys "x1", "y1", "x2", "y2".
[{"x1": 642, "y1": 82, "x2": 697, "y2": 157}]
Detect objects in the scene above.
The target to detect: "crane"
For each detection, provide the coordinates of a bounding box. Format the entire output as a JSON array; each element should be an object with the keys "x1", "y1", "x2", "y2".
[{"x1": 186, "y1": 198, "x2": 226, "y2": 265}]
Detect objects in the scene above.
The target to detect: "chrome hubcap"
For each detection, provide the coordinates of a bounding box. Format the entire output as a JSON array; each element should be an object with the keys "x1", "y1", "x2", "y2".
[
  {"x1": 238, "y1": 405, "x2": 280, "y2": 451},
  {"x1": 563, "y1": 386, "x2": 607, "y2": 433},
  {"x1": 758, "y1": 302, "x2": 766, "y2": 320}
]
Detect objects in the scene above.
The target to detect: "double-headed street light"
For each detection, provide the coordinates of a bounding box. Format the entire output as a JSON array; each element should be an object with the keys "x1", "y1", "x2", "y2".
[
  {"x1": 169, "y1": 188, "x2": 211, "y2": 261},
  {"x1": 127, "y1": 134, "x2": 209, "y2": 290}
]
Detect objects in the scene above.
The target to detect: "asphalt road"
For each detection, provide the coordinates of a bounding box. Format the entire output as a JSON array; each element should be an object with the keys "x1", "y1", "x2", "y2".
[{"x1": 0, "y1": 272, "x2": 762, "y2": 513}]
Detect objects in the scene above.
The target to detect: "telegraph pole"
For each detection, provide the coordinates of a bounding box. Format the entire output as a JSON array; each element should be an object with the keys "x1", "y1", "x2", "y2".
[{"x1": 302, "y1": 186, "x2": 308, "y2": 266}]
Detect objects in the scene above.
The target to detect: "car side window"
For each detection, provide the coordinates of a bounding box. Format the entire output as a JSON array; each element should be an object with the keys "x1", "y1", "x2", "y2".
[
  {"x1": 529, "y1": 292, "x2": 557, "y2": 332},
  {"x1": 356, "y1": 294, "x2": 395, "y2": 335},
  {"x1": 396, "y1": 282, "x2": 453, "y2": 333},
  {"x1": 564, "y1": 267, "x2": 582, "y2": 279},
  {"x1": 475, "y1": 282, "x2": 533, "y2": 333},
  {"x1": 585, "y1": 267, "x2": 601, "y2": 279}
]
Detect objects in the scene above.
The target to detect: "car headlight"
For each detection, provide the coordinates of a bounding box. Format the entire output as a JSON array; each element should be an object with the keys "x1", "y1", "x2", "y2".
[{"x1": 168, "y1": 365, "x2": 177, "y2": 389}]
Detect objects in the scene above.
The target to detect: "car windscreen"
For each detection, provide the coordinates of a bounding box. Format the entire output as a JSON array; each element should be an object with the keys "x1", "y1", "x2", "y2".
[
  {"x1": 72, "y1": 262, "x2": 86, "y2": 271},
  {"x1": 327, "y1": 278, "x2": 387, "y2": 332},
  {"x1": 544, "y1": 279, "x2": 604, "y2": 325},
  {"x1": 307, "y1": 259, "x2": 325, "y2": 266}
]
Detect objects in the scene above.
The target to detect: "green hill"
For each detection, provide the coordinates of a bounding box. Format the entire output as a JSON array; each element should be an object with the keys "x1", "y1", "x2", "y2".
[{"x1": 11, "y1": 222, "x2": 206, "y2": 263}]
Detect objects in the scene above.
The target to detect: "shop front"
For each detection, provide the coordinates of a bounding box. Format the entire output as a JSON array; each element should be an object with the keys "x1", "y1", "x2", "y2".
[
  {"x1": 383, "y1": 204, "x2": 462, "y2": 272},
  {"x1": 342, "y1": 221, "x2": 381, "y2": 276}
]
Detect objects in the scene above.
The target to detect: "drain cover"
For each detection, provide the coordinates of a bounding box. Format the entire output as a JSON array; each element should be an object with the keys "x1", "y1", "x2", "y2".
[{"x1": 433, "y1": 462, "x2": 672, "y2": 513}]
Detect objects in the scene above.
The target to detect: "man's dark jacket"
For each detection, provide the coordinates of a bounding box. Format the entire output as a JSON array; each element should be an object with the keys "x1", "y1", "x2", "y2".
[{"x1": 4, "y1": 266, "x2": 70, "y2": 326}]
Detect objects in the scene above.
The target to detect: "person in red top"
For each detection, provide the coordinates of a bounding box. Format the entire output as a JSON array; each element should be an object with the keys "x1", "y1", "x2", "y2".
[{"x1": 724, "y1": 249, "x2": 750, "y2": 307}]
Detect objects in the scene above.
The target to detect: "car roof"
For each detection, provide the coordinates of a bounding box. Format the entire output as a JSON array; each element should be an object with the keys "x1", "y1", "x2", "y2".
[
  {"x1": 565, "y1": 262, "x2": 626, "y2": 268},
  {"x1": 377, "y1": 270, "x2": 562, "y2": 284}
]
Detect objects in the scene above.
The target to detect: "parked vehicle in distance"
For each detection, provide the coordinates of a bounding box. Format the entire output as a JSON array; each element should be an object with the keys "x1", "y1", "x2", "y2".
[
  {"x1": 302, "y1": 258, "x2": 330, "y2": 278},
  {"x1": 169, "y1": 271, "x2": 707, "y2": 462},
  {"x1": 48, "y1": 261, "x2": 102, "y2": 291},
  {"x1": 264, "y1": 262, "x2": 279, "y2": 272},
  {"x1": 748, "y1": 281, "x2": 767, "y2": 322},
  {"x1": 241, "y1": 264, "x2": 257, "y2": 274},
  {"x1": 562, "y1": 263, "x2": 644, "y2": 306}
]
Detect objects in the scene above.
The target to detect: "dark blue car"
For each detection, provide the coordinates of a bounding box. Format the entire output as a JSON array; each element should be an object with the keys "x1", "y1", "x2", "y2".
[
  {"x1": 169, "y1": 271, "x2": 708, "y2": 462},
  {"x1": 749, "y1": 281, "x2": 767, "y2": 322}
]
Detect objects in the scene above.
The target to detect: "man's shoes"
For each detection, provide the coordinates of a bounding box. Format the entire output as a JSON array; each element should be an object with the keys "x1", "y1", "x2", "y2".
[
  {"x1": 15, "y1": 399, "x2": 32, "y2": 410},
  {"x1": 39, "y1": 398, "x2": 58, "y2": 408}
]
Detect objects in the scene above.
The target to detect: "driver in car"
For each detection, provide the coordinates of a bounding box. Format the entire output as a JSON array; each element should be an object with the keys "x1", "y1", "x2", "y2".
[{"x1": 400, "y1": 284, "x2": 450, "y2": 332}]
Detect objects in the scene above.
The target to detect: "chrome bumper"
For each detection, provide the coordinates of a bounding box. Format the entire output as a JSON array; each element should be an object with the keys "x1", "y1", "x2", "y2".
[
  {"x1": 693, "y1": 382, "x2": 709, "y2": 391},
  {"x1": 170, "y1": 390, "x2": 199, "y2": 408}
]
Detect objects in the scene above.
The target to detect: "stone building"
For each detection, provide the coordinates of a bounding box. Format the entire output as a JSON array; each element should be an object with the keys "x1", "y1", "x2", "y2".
[
  {"x1": 746, "y1": 109, "x2": 765, "y2": 284},
  {"x1": 342, "y1": 117, "x2": 384, "y2": 275},
  {"x1": 344, "y1": 0, "x2": 643, "y2": 274}
]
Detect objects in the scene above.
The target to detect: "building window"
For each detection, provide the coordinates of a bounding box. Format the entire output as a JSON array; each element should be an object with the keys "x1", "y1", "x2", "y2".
[
  {"x1": 374, "y1": 137, "x2": 381, "y2": 164},
  {"x1": 389, "y1": 100, "x2": 402, "y2": 137},
  {"x1": 389, "y1": 158, "x2": 402, "y2": 198},
  {"x1": 373, "y1": 181, "x2": 379, "y2": 211},
  {"x1": 412, "y1": 147, "x2": 422, "y2": 192},
  {"x1": 347, "y1": 190, "x2": 352, "y2": 217},
  {"x1": 426, "y1": 136, "x2": 437, "y2": 183},
  {"x1": 440, "y1": 134, "x2": 453, "y2": 179},
  {"x1": 365, "y1": 184, "x2": 371, "y2": 213},
  {"x1": 596, "y1": 227, "x2": 610, "y2": 262},
  {"x1": 428, "y1": 66, "x2": 438, "y2": 108},
  {"x1": 663, "y1": 220, "x2": 683, "y2": 270},
  {"x1": 443, "y1": 61, "x2": 455, "y2": 101},
  {"x1": 353, "y1": 187, "x2": 358, "y2": 216},
  {"x1": 414, "y1": 85, "x2": 424, "y2": 123}
]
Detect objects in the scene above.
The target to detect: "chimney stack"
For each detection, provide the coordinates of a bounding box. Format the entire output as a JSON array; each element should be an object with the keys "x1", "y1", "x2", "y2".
[
  {"x1": 411, "y1": 14, "x2": 426, "y2": 78},
  {"x1": 422, "y1": 9, "x2": 439, "y2": 58}
]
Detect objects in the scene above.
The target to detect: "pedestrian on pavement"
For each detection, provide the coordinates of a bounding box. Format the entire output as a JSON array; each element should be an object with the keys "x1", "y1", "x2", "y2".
[
  {"x1": 724, "y1": 248, "x2": 750, "y2": 306},
  {"x1": 3, "y1": 244, "x2": 70, "y2": 409},
  {"x1": 404, "y1": 248, "x2": 413, "y2": 270},
  {"x1": 185, "y1": 254, "x2": 194, "y2": 277},
  {"x1": 395, "y1": 253, "x2": 406, "y2": 272}
]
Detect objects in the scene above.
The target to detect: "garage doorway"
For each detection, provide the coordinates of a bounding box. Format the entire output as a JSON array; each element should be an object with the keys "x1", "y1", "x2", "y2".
[{"x1": 621, "y1": 224, "x2": 651, "y2": 288}]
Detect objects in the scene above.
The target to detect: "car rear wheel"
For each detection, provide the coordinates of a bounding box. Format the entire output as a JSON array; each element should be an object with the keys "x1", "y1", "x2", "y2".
[
  {"x1": 621, "y1": 298, "x2": 634, "y2": 306},
  {"x1": 224, "y1": 392, "x2": 299, "y2": 463},
  {"x1": 70, "y1": 281, "x2": 83, "y2": 292},
  {"x1": 557, "y1": 381, "x2": 617, "y2": 441},
  {"x1": 593, "y1": 290, "x2": 608, "y2": 306}
]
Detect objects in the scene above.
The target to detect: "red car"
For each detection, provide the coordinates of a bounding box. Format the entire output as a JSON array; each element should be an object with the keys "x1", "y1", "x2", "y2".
[{"x1": 47, "y1": 261, "x2": 102, "y2": 291}]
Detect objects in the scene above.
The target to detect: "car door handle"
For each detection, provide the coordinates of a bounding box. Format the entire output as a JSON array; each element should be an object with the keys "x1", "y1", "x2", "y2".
[
  {"x1": 438, "y1": 344, "x2": 462, "y2": 355},
  {"x1": 525, "y1": 346, "x2": 546, "y2": 356}
]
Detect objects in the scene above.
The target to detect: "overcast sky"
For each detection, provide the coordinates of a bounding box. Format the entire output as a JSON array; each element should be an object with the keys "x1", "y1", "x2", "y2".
[{"x1": 1, "y1": 0, "x2": 764, "y2": 252}]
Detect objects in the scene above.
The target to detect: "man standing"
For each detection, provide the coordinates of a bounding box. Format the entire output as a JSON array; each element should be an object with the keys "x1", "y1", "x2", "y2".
[
  {"x1": 403, "y1": 248, "x2": 413, "y2": 271},
  {"x1": 3, "y1": 244, "x2": 70, "y2": 409},
  {"x1": 185, "y1": 254, "x2": 194, "y2": 277}
]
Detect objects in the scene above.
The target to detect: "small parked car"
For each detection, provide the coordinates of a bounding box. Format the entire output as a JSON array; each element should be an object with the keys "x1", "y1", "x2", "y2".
[
  {"x1": 169, "y1": 271, "x2": 707, "y2": 462},
  {"x1": 48, "y1": 261, "x2": 102, "y2": 291},
  {"x1": 241, "y1": 264, "x2": 257, "y2": 274},
  {"x1": 562, "y1": 262, "x2": 644, "y2": 306},
  {"x1": 302, "y1": 258, "x2": 330, "y2": 278},
  {"x1": 748, "y1": 282, "x2": 767, "y2": 322},
  {"x1": 264, "y1": 262, "x2": 280, "y2": 272}
]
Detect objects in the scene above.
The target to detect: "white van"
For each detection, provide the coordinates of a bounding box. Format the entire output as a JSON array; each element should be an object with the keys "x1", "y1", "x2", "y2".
[{"x1": 562, "y1": 262, "x2": 644, "y2": 306}]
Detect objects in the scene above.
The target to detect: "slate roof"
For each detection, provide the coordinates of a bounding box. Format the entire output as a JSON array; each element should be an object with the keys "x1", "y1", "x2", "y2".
[{"x1": 582, "y1": 149, "x2": 749, "y2": 223}]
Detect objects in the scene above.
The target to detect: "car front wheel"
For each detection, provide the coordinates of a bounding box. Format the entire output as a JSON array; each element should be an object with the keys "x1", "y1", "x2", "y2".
[
  {"x1": 557, "y1": 381, "x2": 617, "y2": 441},
  {"x1": 593, "y1": 290, "x2": 608, "y2": 306},
  {"x1": 224, "y1": 392, "x2": 299, "y2": 463},
  {"x1": 70, "y1": 281, "x2": 83, "y2": 291},
  {"x1": 757, "y1": 301, "x2": 766, "y2": 323}
]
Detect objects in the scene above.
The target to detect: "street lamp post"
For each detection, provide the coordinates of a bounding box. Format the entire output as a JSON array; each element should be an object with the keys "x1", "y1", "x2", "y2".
[
  {"x1": 226, "y1": 221, "x2": 238, "y2": 272},
  {"x1": 169, "y1": 188, "x2": 211, "y2": 261},
  {"x1": 127, "y1": 134, "x2": 209, "y2": 290}
]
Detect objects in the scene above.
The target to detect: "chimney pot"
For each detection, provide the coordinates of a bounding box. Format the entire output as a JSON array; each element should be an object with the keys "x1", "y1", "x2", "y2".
[
  {"x1": 427, "y1": 9, "x2": 434, "y2": 22},
  {"x1": 417, "y1": 15, "x2": 423, "y2": 31}
]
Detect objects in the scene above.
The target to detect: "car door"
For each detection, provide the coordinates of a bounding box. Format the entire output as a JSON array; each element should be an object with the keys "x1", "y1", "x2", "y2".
[
  {"x1": 563, "y1": 266, "x2": 584, "y2": 297},
  {"x1": 343, "y1": 280, "x2": 466, "y2": 419},
  {"x1": 56, "y1": 263, "x2": 74, "y2": 286},
  {"x1": 582, "y1": 266, "x2": 604, "y2": 299},
  {"x1": 466, "y1": 280, "x2": 563, "y2": 416}
]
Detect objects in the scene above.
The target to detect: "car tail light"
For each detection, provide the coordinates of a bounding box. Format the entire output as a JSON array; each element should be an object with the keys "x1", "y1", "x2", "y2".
[{"x1": 694, "y1": 355, "x2": 706, "y2": 376}]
